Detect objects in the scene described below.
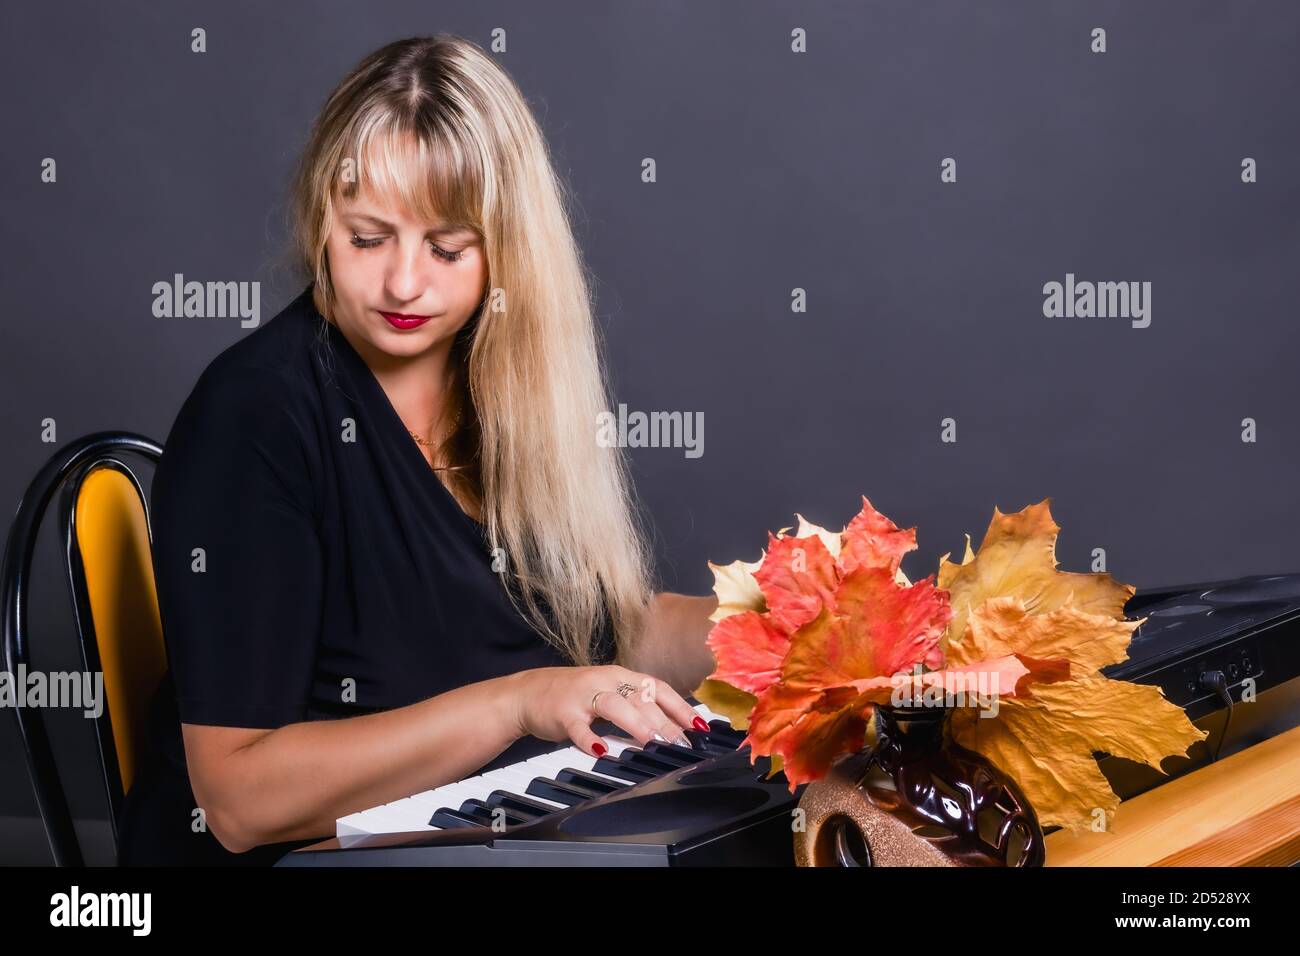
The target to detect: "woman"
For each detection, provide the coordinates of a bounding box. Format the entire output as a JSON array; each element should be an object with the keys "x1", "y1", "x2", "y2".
[{"x1": 117, "y1": 34, "x2": 718, "y2": 865}]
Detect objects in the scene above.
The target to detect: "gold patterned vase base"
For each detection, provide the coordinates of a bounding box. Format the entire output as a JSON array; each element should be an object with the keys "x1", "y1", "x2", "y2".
[{"x1": 793, "y1": 707, "x2": 1046, "y2": 867}]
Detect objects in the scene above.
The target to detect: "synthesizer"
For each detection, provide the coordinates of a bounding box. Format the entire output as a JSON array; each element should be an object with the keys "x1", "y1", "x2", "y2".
[
  {"x1": 1099, "y1": 572, "x2": 1300, "y2": 799},
  {"x1": 277, "y1": 703, "x2": 804, "y2": 866}
]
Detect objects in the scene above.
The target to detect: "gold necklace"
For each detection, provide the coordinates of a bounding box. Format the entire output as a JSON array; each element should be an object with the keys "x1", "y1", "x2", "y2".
[
  {"x1": 409, "y1": 406, "x2": 466, "y2": 470},
  {"x1": 407, "y1": 403, "x2": 464, "y2": 446}
]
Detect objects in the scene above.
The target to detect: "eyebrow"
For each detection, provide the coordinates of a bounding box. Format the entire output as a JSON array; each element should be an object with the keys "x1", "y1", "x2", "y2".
[{"x1": 343, "y1": 212, "x2": 471, "y2": 236}]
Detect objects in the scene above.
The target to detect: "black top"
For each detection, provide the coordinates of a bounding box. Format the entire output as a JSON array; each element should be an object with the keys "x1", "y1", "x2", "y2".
[{"x1": 117, "y1": 286, "x2": 615, "y2": 865}]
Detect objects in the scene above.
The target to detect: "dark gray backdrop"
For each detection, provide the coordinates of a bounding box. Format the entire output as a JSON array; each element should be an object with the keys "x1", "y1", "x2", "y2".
[{"x1": 2, "y1": 1, "x2": 1297, "y2": 863}]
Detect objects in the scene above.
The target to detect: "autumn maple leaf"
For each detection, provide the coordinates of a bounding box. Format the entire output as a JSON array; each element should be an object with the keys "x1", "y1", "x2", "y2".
[
  {"x1": 940, "y1": 500, "x2": 1208, "y2": 832},
  {"x1": 695, "y1": 496, "x2": 1042, "y2": 791},
  {"x1": 694, "y1": 501, "x2": 917, "y2": 733},
  {"x1": 694, "y1": 498, "x2": 919, "y2": 733}
]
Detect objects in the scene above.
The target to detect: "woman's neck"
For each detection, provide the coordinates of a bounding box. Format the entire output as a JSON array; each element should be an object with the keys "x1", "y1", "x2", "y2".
[
  {"x1": 338, "y1": 321, "x2": 456, "y2": 437},
  {"x1": 369, "y1": 346, "x2": 454, "y2": 438}
]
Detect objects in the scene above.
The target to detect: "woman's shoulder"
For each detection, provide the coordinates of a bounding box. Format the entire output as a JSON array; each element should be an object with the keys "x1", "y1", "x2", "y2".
[
  {"x1": 156, "y1": 287, "x2": 327, "y2": 503},
  {"x1": 169, "y1": 287, "x2": 327, "y2": 435},
  {"x1": 193, "y1": 286, "x2": 323, "y2": 402}
]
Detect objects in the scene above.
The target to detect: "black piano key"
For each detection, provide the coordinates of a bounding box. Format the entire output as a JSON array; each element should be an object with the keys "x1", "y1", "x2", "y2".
[
  {"x1": 457, "y1": 800, "x2": 507, "y2": 826},
  {"x1": 556, "y1": 767, "x2": 630, "y2": 794},
  {"x1": 619, "y1": 749, "x2": 684, "y2": 774},
  {"x1": 460, "y1": 798, "x2": 529, "y2": 827},
  {"x1": 485, "y1": 790, "x2": 561, "y2": 820},
  {"x1": 526, "y1": 776, "x2": 605, "y2": 806},
  {"x1": 428, "y1": 807, "x2": 488, "y2": 829},
  {"x1": 643, "y1": 741, "x2": 708, "y2": 764},
  {"x1": 684, "y1": 729, "x2": 738, "y2": 754},
  {"x1": 592, "y1": 755, "x2": 657, "y2": 783},
  {"x1": 708, "y1": 720, "x2": 747, "y2": 744}
]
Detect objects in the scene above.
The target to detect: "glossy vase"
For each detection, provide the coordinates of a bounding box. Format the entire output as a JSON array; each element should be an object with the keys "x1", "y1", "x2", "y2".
[{"x1": 793, "y1": 704, "x2": 1046, "y2": 866}]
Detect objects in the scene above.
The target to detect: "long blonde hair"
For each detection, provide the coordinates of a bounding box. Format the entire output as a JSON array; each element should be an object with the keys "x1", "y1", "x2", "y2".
[{"x1": 289, "y1": 34, "x2": 655, "y2": 665}]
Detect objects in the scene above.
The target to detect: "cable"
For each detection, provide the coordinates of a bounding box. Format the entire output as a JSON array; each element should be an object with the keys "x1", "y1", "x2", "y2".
[{"x1": 1198, "y1": 670, "x2": 1234, "y2": 762}]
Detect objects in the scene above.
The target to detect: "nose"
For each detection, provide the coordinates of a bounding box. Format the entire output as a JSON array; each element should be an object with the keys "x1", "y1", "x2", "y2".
[{"x1": 384, "y1": 239, "x2": 431, "y2": 305}]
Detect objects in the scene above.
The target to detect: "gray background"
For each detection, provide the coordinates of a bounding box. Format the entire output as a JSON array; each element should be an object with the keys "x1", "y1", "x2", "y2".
[{"x1": 1, "y1": 1, "x2": 1297, "y2": 863}]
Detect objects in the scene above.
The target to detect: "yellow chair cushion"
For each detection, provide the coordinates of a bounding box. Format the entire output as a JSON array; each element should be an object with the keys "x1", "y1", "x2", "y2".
[{"x1": 73, "y1": 466, "x2": 167, "y2": 795}]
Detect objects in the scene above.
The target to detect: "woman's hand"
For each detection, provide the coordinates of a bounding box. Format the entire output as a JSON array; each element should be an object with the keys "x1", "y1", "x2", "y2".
[{"x1": 511, "y1": 665, "x2": 710, "y2": 757}]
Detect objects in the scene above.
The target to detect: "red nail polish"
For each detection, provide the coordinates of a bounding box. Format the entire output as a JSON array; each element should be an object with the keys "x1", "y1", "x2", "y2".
[
  {"x1": 692, "y1": 716, "x2": 710, "y2": 732},
  {"x1": 592, "y1": 741, "x2": 607, "y2": 756}
]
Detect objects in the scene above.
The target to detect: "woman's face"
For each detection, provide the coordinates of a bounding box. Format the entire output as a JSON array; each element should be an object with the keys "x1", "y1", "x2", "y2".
[{"x1": 324, "y1": 190, "x2": 487, "y2": 362}]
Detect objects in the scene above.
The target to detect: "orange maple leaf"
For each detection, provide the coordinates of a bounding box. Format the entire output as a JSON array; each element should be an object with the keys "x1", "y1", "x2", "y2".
[{"x1": 697, "y1": 497, "x2": 1050, "y2": 790}]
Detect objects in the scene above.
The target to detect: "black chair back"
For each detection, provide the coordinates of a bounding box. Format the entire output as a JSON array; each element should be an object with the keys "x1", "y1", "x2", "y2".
[{"x1": 2, "y1": 432, "x2": 163, "y2": 866}]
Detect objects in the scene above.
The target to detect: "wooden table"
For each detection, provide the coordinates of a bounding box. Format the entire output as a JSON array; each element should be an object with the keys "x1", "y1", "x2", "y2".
[{"x1": 1045, "y1": 724, "x2": 1300, "y2": 866}]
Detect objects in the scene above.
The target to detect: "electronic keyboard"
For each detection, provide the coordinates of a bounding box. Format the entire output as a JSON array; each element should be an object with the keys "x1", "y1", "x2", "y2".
[
  {"x1": 278, "y1": 573, "x2": 1300, "y2": 866},
  {"x1": 277, "y1": 703, "x2": 804, "y2": 866},
  {"x1": 1098, "y1": 572, "x2": 1300, "y2": 799}
]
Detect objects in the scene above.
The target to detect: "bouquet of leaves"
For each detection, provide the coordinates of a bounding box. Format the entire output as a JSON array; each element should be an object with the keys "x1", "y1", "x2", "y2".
[{"x1": 693, "y1": 496, "x2": 1207, "y2": 833}]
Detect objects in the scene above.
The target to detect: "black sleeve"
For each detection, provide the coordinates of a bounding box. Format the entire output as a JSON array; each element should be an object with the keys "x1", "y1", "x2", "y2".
[{"x1": 149, "y1": 363, "x2": 323, "y2": 728}]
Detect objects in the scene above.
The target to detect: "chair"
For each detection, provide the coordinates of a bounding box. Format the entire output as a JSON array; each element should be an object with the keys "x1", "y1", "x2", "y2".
[{"x1": 2, "y1": 432, "x2": 165, "y2": 866}]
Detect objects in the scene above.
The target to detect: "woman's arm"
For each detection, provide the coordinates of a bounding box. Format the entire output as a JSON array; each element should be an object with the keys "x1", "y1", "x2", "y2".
[
  {"x1": 184, "y1": 669, "x2": 530, "y2": 853},
  {"x1": 625, "y1": 592, "x2": 719, "y2": 696},
  {"x1": 185, "y1": 657, "x2": 707, "y2": 854}
]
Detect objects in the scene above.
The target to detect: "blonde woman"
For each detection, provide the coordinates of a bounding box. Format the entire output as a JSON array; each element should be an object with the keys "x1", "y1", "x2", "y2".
[{"x1": 118, "y1": 35, "x2": 718, "y2": 865}]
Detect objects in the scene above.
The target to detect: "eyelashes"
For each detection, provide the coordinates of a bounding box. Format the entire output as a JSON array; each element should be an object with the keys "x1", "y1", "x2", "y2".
[{"x1": 348, "y1": 233, "x2": 464, "y2": 263}]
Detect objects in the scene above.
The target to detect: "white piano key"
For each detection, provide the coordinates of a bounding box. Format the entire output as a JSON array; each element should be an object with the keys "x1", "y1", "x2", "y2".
[
  {"x1": 434, "y1": 776, "x2": 490, "y2": 802},
  {"x1": 601, "y1": 735, "x2": 637, "y2": 756},
  {"x1": 693, "y1": 701, "x2": 728, "y2": 724},
  {"x1": 375, "y1": 796, "x2": 442, "y2": 832},
  {"x1": 404, "y1": 782, "x2": 482, "y2": 811},
  {"x1": 478, "y1": 766, "x2": 548, "y2": 794},
  {"x1": 336, "y1": 812, "x2": 372, "y2": 837},
  {"x1": 522, "y1": 751, "x2": 582, "y2": 776},
  {"x1": 336, "y1": 803, "x2": 426, "y2": 837},
  {"x1": 336, "y1": 725, "x2": 705, "y2": 837}
]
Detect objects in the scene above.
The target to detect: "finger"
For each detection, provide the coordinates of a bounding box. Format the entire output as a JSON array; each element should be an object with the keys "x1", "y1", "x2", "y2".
[
  {"x1": 564, "y1": 716, "x2": 612, "y2": 758},
  {"x1": 645, "y1": 678, "x2": 710, "y2": 736},
  {"x1": 594, "y1": 692, "x2": 662, "y2": 747},
  {"x1": 623, "y1": 675, "x2": 696, "y2": 746},
  {"x1": 616, "y1": 691, "x2": 692, "y2": 748},
  {"x1": 627, "y1": 695, "x2": 690, "y2": 747}
]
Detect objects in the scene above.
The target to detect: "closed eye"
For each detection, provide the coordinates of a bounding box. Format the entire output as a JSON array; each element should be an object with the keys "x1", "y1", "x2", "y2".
[{"x1": 348, "y1": 233, "x2": 464, "y2": 263}]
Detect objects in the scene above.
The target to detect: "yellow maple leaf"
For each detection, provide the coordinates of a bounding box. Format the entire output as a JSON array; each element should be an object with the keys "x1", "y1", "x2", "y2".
[
  {"x1": 940, "y1": 501, "x2": 1207, "y2": 832},
  {"x1": 693, "y1": 678, "x2": 757, "y2": 731},
  {"x1": 951, "y1": 678, "x2": 1205, "y2": 833},
  {"x1": 938, "y1": 499, "x2": 1133, "y2": 654}
]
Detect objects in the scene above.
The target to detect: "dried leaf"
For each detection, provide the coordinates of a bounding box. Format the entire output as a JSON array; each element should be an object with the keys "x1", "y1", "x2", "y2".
[
  {"x1": 693, "y1": 678, "x2": 757, "y2": 731},
  {"x1": 707, "y1": 556, "x2": 765, "y2": 623},
  {"x1": 696, "y1": 498, "x2": 933, "y2": 786},
  {"x1": 781, "y1": 569, "x2": 950, "y2": 689},
  {"x1": 936, "y1": 500, "x2": 1207, "y2": 830},
  {"x1": 950, "y1": 678, "x2": 1206, "y2": 832},
  {"x1": 955, "y1": 594, "x2": 1136, "y2": 678},
  {"x1": 938, "y1": 500, "x2": 1134, "y2": 653}
]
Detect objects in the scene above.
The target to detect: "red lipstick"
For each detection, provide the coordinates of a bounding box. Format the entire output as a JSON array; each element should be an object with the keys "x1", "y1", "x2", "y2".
[{"x1": 379, "y1": 311, "x2": 433, "y2": 330}]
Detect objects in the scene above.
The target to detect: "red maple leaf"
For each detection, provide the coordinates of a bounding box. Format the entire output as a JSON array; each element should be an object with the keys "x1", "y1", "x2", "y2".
[{"x1": 703, "y1": 497, "x2": 1065, "y2": 791}]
